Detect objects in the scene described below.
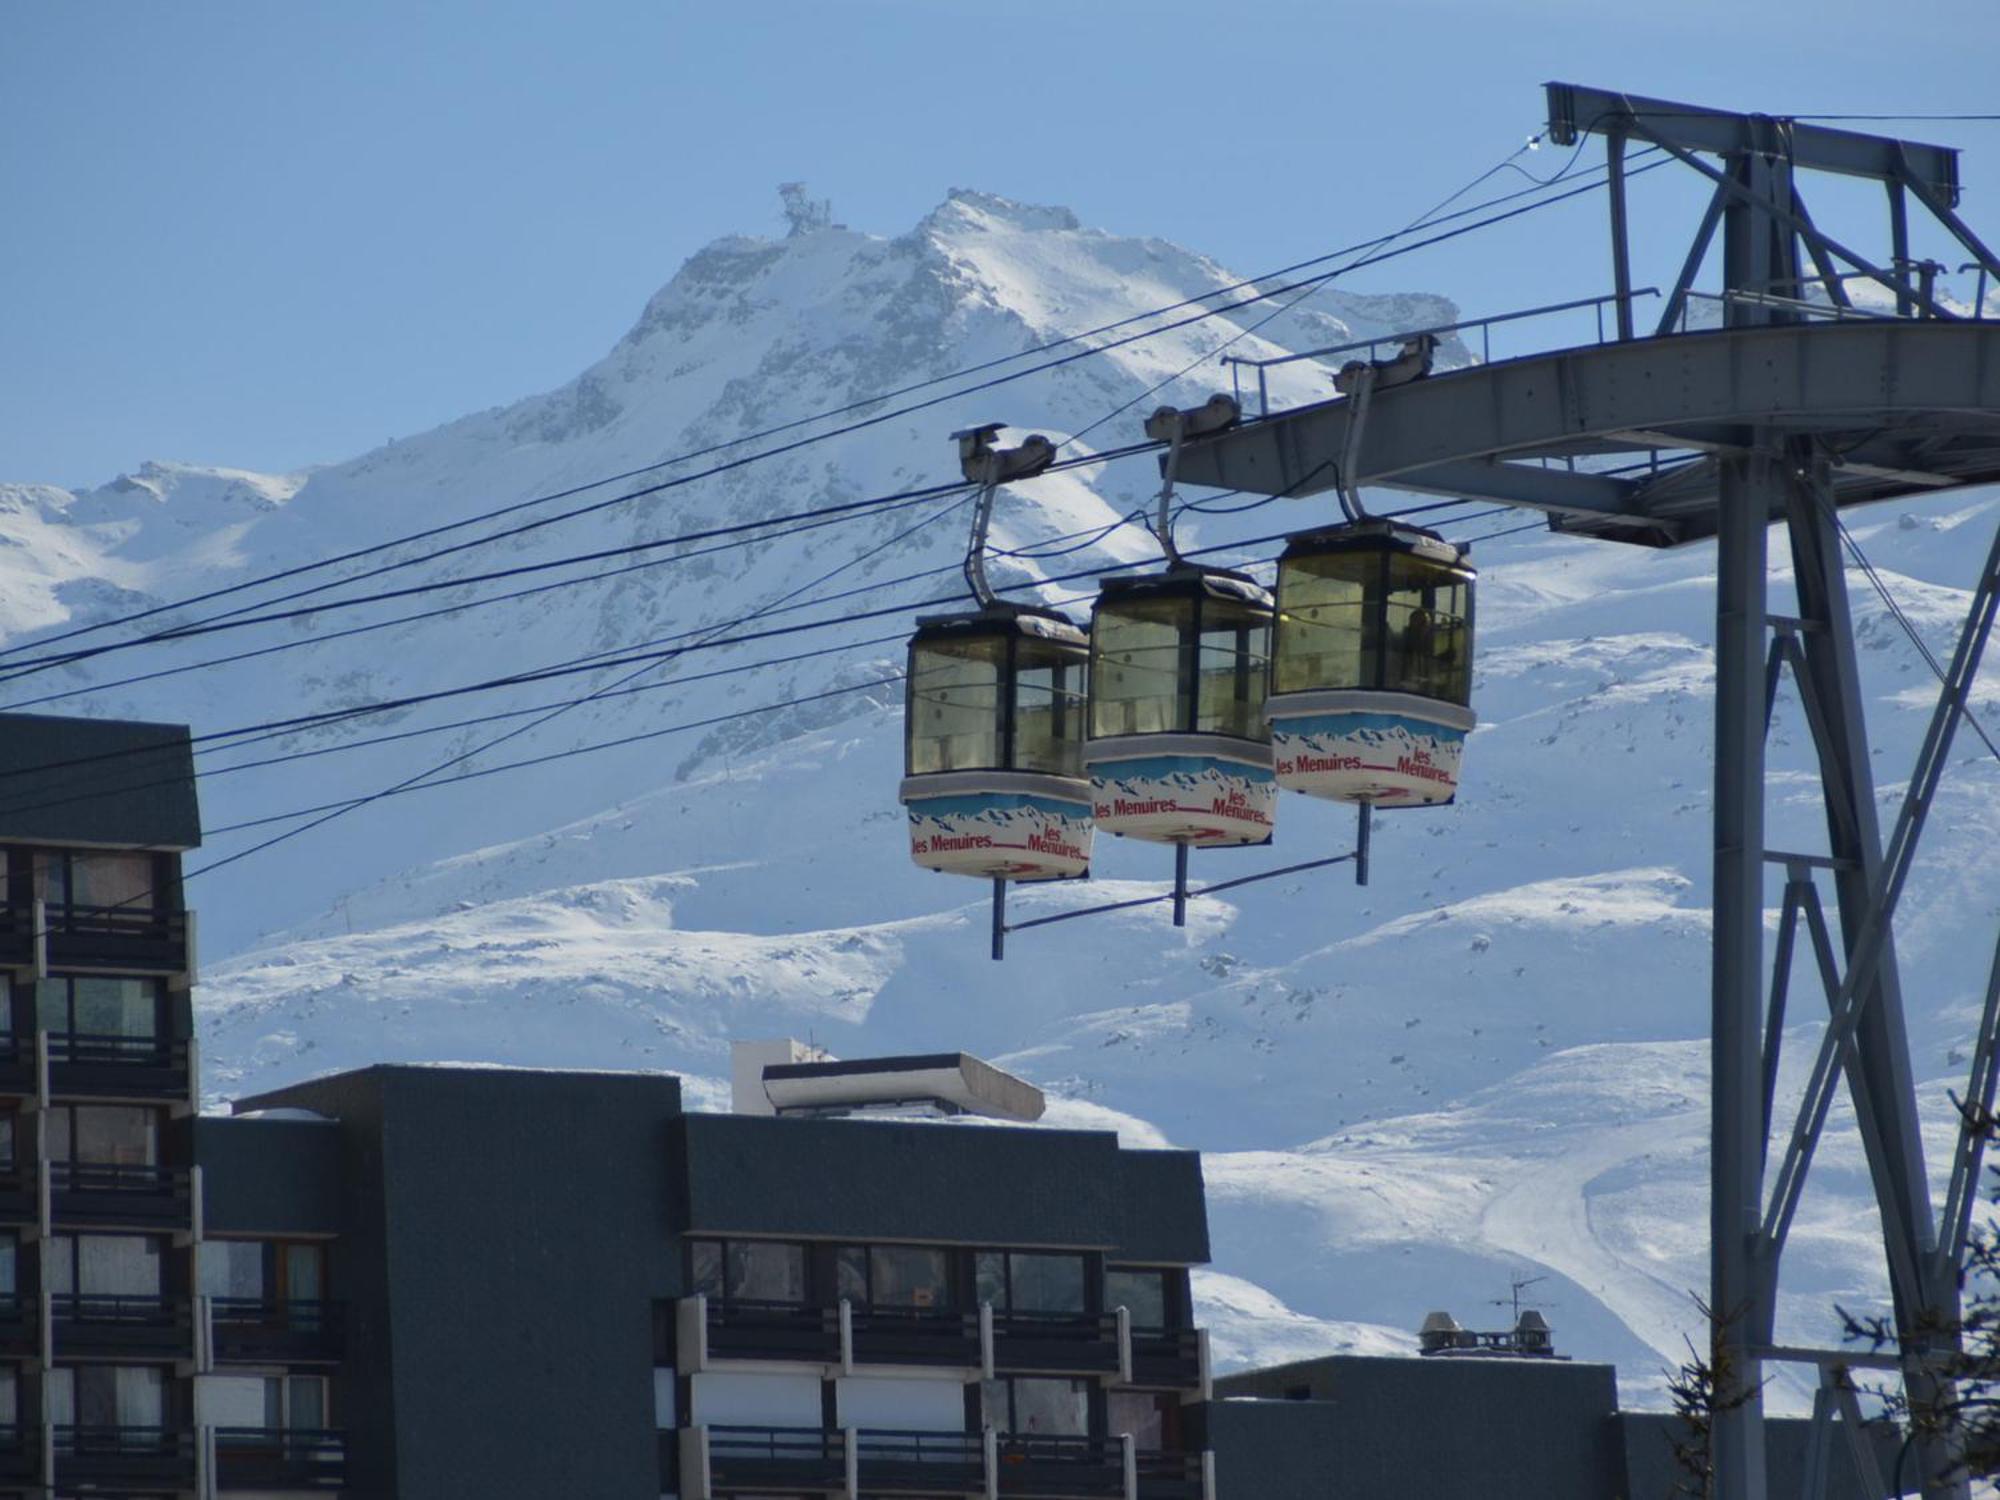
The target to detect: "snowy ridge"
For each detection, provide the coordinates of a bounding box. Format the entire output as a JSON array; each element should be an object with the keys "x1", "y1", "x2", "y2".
[{"x1": 4, "y1": 189, "x2": 1998, "y2": 1405}]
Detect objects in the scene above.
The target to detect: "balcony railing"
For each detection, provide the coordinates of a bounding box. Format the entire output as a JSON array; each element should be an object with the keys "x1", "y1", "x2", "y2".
[
  {"x1": 678, "y1": 1426, "x2": 1209, "y2": 1500},
  {"x1": 678, "y1": 1293, "x2": 1121, "y2": 1379},
  {"x1": 49, "y1": 1160, "x2": 191, "y2": 1230},
  {"x1": 1127, "y1": 1327, "x2": 1204, "y2": 1391},
  {"x1": 54, "y1": 1424, "x2": 197, "y2": 1489},
  {"x1": 53, "y1": 1291, "x2": 192, "y2": 1359},
  {"x1": 48, "y1": 1032, "x2": 190, "y2": 1100},
  {"x1": 215, "y1": 1427, "x2": 346, "y2": 1491},
  {"x1": 707, "y1": 1423, "x2": 846, "y2": 1494},
  {"x1": 0, "y1": 1425, "x2": 34, "y2": 1481},
  {"x1": 1134, "y1": 1448, "x2": 1210, "y2": 1500},
  {"x1": 210, "y1": 1297, "x2": 345, "y2": 1365},
  {"x1": 849, "y1": 1304, "x2": 984, "y2": 1369},
  {"x1": 854, "y1": 1427, "x2": 986, "y2": 1495},
  {"x1": 994, "y1": 1434, "x2": 1128, "y2": 1499},
  {"x1": 42, "y1": 902, "x2": 191, "y2": 975},
  {"x1": 990, "y1": 1310, "x2": 1125, "y2": 1378}
]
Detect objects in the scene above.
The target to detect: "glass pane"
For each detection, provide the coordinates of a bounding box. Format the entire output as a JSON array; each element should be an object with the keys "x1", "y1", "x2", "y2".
[
  {"x1": 264, "y1": 1377, "x2": 284, "y2": 1429},
  {"x1": 979, "y1": 1378, "x2": 1008, "y2": 1431},
  {"x1": 1011, "y1": 1378, "x2": 1089, "y2": 1436},
  {"x1": 72, "y1": 979, "x2": 158, "y2": 1040},
  {"x1": 0, "y1": 1365, "x2": 15, "y2": 1423},
  {"x1": 1110, "y1": 1391, "x2": 1166, "y2": 1449},
  {"x1": 1091, "y1": 598, "x2": 1189, "y2": 737},
  {"x1": 287, "y1": 1376, "x2": 325, "y2": 1430},
  {"x1": 35, "y1": 980, "x2": 69, "y2": 1034},
  {"x1": 114, "y1": 1365, "x2": 164, "y2": 1427},
  {"x1": 834, "y1": 1246, "x2": 868, "y2": 1304},
  {"x1": 71, "y1": 1107, "x2": 157, "y2": 1165},
  {"x1": 285, "y1": 1244, "x2": 325, "y2": 1302},
  {"x1": 1012, "y1": 643, "x2": 1086, "y2": 777},
  {"x1": 47, "y1": 1236, "x2": 74, "y2": 1296},
  {"x1": 727, "y1": 1241, "x2": 806, "y2": 1303},
  {"x1": 0, "y1": 1235, "x2": 15, "y2": 1297},
  {"x1": 974, "y1": 1251, "x2": 1007, "y2": 1310},
  {"x1": 38, "y1": 855, "x2": 68, "y2": 908},
  {"x1": 688, "y1": 1240, "x2": 724, "y2": 1298},
  {"x1": 77, "y1": 1235, "x2": 161, "y2": 1296},
  {"x1": 1194, "y1": 604, "x2": 1271, "y2": 740},
  {"x1": 0, "y1": 1113, "x2": 13, "y2": 1171},
  {"x1": 907, "y1": 636, "x2": 1004, "y2": 775},
  {"x1": 870, "y1": 1246, "x2": 948, "y2": 1310},
  {"x1": 1105, "y1": 1270, "x2": 1167, "y2": 1329},
  {"x1": 1381, "y1": 553, "x2": 1472, "y2": 704},
  {"x1": 202, "y1": 1242, "x2": 267, "y2": 1300},
  {"x1": 69, "y1": 853, "x2": 153, "y2": 910},
  {"x1": 44, "y1": 1368, "x2": 73, "y2": 1425},
  {"x1": 1275, "y1": 550, "x2": 1372, "y2": 695},
  {"x1": 1008, "y1": 1254, "x2": 1084, "y2": 1315}
]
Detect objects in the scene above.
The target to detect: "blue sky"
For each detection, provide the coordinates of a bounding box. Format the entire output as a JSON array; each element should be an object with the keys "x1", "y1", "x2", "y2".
[{"x1": 4, "y1": 0, "x2": 1995, "y2": 487}]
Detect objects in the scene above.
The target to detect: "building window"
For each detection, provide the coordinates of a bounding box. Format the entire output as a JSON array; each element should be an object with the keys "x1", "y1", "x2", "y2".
[
  {"x1": 835, "y1": 1244, "x2": 950, "y2": 1309},
  {"x1": 1105, "y1": 1268, "x2": 1172, "y2": 1329},
  {"x1": 46, "y1": 1105, "x2": 159, "y2": 1165},
  {"x1": 976, "y1": 1251, "x2": 1087, "y2": 1314},
  {"x1": 0, "y1": 1234, "x2": 16, "y2": 1299},
  {"x1": 687, "y1": 1239, "x2": 807, "y2": 1304},
  {"x1": 47, "y1": 1235, "x2": 163, "y2": 1297},
  {"x1": 41, "y1": 852, "x2": 157, "y2": 913},
  {"x1": 200, "y1": 1239, "x2": 327, "y2": 1304},
  {"x1": 982, "y1": 1376, "x2": 1089, "y2": 1436},
  {"x1": 47, "y1": 1365, "x2": 165, "y2": 1427},
  {"x1": 33, "y1": 977, "x2": 163, "y2": 1041},
  {"x1": 1109, "y1": 1391, "x2": 1176, "y2": 1450}
]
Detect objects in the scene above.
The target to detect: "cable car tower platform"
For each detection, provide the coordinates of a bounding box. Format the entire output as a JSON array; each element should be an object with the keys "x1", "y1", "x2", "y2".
[{"x1": 1171, "y1": 84, "x2": 2000, "y2": 1500}]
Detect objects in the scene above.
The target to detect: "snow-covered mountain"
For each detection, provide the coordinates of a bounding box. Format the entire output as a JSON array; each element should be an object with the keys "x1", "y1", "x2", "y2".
[{"x1": 6, "y1": 188, "x2": 1998, "y2": 1411}]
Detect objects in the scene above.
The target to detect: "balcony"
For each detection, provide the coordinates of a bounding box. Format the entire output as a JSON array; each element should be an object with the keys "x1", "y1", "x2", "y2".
[
  {"x1": 855, "y1": 1428, "x2": 986, "y2": 1496},
  {"x1": 990, "y1": 1310, "x2": 1125, "y2": 1379},
  {"x1": 1127, "y1": 1327, "x2": 1204, "y2": 1391},
  {"x1": 848, "y1": 1304, "x2": 982, "y2": 1370},
  {"x1": 54, "y1": 1425, "x2": 197, "y2": 1491},
  {"x1": 43, "y1": 903, "x2": 191, "y2": 978},
  {"x1": 210, "y1": 1298, "x2": 344, "y2": 1366},
  {"x1": 48, "y1": 1032, "x2": 191, "y2": 1101},
  {"x1": 1134, "y1": 1448, "x2": 1210, "y2": 1500},
  {"x1": 994, "y1": 1435, "x2": 1127, "y2": 1499},
  {"x1": 50, "y1": 1161, "x2": 190, "y2": 1231},
  {"x1": 699, "y1": 1424, "x2": 846, "y2": 1496},
  {"x1": 0, "y1": 1425, "x2": 35, "y2": 1483},
  {"x1": 54, "y1": 1293, "x2": 192, "y2": 1360},
  {"x1": 215, "y1": 1427, "x2": 346, "y2": 1491},
  {"x1": 674, "y1": 1295, "x2": 841, "y2": 1369}
]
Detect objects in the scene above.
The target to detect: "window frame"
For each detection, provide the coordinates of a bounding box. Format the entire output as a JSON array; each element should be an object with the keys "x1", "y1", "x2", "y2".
[
  {"x1": 684, "y1": 1236, "x2": 811, "y2": 1306},
  {"x1": 973, "y1": 1249, "x2": 1094, "y2": 1317}
]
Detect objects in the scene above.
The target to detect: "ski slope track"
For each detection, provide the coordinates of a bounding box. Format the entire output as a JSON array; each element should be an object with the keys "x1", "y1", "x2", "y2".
[{"x1": 6, "y1": 190, "x2": 1999, "y2": 1411}]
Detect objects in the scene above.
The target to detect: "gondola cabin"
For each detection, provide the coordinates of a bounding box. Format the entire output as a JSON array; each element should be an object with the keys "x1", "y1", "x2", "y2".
[
  {"x1": 900, "y1": 606, "x2": 1093, "y2": 880},
  {"x1": 1268, "y1": 521, "x2": 1476, "y2": 806},
  {"x1": 1084, "y1": 569, "x2": 1277, "y2": 845}
]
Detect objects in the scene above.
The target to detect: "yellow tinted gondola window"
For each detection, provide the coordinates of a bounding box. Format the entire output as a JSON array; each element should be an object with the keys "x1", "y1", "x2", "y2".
[
  {"x1": 1195, "y1": 603, "x2": 1271, "y2": 741},
  {"x1": 907, "y1": 636, "x2": 1003, "y2": 774},
  {"x1": 1275, "y1": 552, "x2": 1373, "y2": 695},
  {"x1": 1091, "y1": 599, "x2": 1189, "y2": 738},
  {"x1": 1381, "y1": 554, "x2": 1472, "y2": 705},
  {"x1": 1013, "y1": 639, "x2": 1087, "y2": 777}
]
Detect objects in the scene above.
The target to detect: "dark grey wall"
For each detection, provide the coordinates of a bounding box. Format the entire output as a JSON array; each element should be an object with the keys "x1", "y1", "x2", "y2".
[
  {"x1": 244, "y1": 1066, "x2": 686, "y2": 1500},
  {"x1": 191, "y1": 1116, "x2": 342, "y2": 1235},
  {"x1": 0, "y1": 712, "x2": 200, "y2": 849},
  {"x1": 676, "y1": 1113, "x2": 1206, "y2": 1256},
  {"x1": 1207, "y1": 1356, "x2": 1625, "y2": 1499},
  {"x1": 1620, "y1": 1411, "x2": 1903, "y2": 1500},
  {"x1": 1208, "y1": 1358, "x2": 1904, "y2": 1500}
]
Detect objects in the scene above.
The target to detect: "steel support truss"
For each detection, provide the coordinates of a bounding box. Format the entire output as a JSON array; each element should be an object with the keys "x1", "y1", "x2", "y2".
[{"x1": 1712, "y1": 449, "x2": 2000, "y2": 1500}]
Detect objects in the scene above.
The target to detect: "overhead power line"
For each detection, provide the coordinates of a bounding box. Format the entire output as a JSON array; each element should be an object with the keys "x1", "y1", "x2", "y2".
[{"x1": 5, "y1": 140, "x2": 1652, "y2": 692}]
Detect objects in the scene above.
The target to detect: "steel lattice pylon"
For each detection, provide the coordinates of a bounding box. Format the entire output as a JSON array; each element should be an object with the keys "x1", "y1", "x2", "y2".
[{"x1": 1166, "y1": 84, "x2": 2000, "y2": 1500}]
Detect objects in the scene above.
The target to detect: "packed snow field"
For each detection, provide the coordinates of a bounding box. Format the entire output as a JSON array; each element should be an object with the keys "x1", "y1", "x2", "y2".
[{"x1": 7, "y1": 190, "x2": 1998, "y2": 1411}]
